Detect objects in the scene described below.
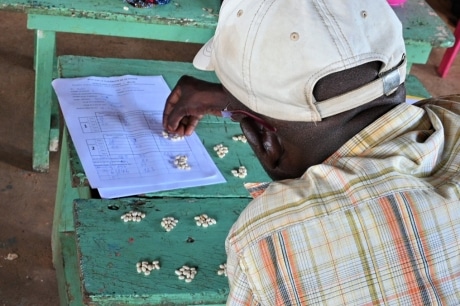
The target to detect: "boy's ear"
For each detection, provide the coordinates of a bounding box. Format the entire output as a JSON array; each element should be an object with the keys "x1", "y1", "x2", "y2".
[{"x1": 240, "y1": 119, "x2": 283, "y2": 169}]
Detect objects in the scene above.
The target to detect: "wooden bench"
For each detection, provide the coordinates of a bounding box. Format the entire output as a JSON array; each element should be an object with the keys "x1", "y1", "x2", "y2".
[
  {"x1": 53, "y1": 55, "x2": 433, "y2": 305},
  {"x1": 0, "y1": 0, "x2": 455, "y2": 172}
]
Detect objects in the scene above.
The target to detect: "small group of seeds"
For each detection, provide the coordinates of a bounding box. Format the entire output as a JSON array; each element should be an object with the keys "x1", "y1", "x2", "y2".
[
  {"x1": 194, "y1": 214, "x2": 217, "y2": 227},
  {"x1": 174, "y1": 155, "x2": 191, "y2": 170},
  {"x1": 136, "y1": 260, "x2": 160, "y2": 276},
  {"x1": 121, "y1": 210, "x2": 146, "y2": 222},
  {"x1": 217, "y1": 263, "x2": 227, "y2": 277},
  {"x1": 175, "y1": 265, "x2": 198, "y2": 283},
  {"x1": 162, "y1": 130, "x2": 184, "y2": 141},
  {"x1": 231, "y1": 165, "x2": 248, "y2": 178},
  {"x1": 232, "y1": 134, "x2": 247, "y2": 143},
  {"x1": 213, "y1": 143, "x2": 229, "y2": 158},
  {"x1": 161, "y1": 216, "x2": 179, "y2": 232}
]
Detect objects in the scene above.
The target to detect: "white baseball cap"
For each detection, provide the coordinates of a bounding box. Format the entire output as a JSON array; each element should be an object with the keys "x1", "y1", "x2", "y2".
[{"x1": 193, "y1": 0, "x2": 407, "y2": 122}]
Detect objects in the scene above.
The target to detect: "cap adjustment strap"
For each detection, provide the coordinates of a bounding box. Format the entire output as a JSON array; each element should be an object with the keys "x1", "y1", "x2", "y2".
[{"x1": 315, "y1": 55, "x2": 407, "y2": 119}]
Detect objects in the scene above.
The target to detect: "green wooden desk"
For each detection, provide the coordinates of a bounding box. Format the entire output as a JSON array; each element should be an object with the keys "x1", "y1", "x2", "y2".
[
  {"x1": 0, "y1": 0, "x2": 454, "y2": 172},
  {"x1": 54, "y1": 56, "x2": 274, "y2": 305},
  {"x1": 53, "y1": 54, "x2": 433, "y2": 305}
]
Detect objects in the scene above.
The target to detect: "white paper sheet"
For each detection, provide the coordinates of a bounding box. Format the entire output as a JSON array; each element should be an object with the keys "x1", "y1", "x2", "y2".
[
  {"x1": 406, "y1": 95, "x2": 424, "y2": 104},
  {"x1": 52, "y1": 75, "x2": 225, "y2": 198}
]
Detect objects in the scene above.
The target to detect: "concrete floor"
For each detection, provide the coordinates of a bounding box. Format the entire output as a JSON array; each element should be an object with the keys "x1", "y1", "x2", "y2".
[{"x1": 0, "y1": 1, "x2": 459, "y2": 305}]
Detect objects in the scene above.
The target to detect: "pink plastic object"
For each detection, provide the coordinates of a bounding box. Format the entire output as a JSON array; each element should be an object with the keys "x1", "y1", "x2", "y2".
[
  {"x1": 387, "y1": 0, "x2": 406, "y2": 7},
  {"x1": 438, "y1": 22, "x2": 460, "y2": 78}
]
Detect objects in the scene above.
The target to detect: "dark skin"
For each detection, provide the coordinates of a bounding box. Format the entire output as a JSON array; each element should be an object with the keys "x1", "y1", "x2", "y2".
[{"x1": 163, "y1": 62, "x2": 406, "y2": 180}]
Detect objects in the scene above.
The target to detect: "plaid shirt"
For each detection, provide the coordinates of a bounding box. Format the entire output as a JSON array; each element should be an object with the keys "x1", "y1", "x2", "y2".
[{"x1": 226, "y1": 95, "x2": 460, "y2": 305}]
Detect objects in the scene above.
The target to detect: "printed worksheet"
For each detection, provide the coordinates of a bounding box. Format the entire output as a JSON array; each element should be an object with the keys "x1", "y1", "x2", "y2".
[{"x1": 52, "y1": 75, "x2": 225, "y2": 198}]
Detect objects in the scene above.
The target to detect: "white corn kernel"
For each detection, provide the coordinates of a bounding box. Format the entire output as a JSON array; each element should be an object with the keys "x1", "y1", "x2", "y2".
[
  {"x1": 175, "y1": 265, "x2": 198, "y2": 283},
  {"x1": 121, "y1": 210, "x2": 146, "y2": 223},
  {"x1": 231, "y1": 165, "x2": 247, "y2": 178},
  {"x1": 195, "y1": 214, "x2": 217, "y2": 227},
  {"x1": 136, "y1": 260, "x2": 161, "y2": 276},
  {"x1": 174, "y1": 155, "x2": 191, "y2": 170},
  {"x1": 163, "y1": 130, "x2": 184, "y2": 141},
  {"x1": 217, "y1": 263, "x2": 228, "y2": 277},
  {"x1": 161, "y1": 216, "x2": 179, "y2": 231},
  {"x1": 213, "y1": 143, "x2": 229, "y2": 158},
  {"x1": 232, "y1": 134, "x2": 247, "y2": 143}
]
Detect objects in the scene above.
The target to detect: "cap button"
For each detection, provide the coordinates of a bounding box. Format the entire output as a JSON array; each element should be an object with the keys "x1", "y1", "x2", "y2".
[
  {"x1": 237, "y1": 9, "x2": 243, "y2": 17},
  {"x1": 290, "y1": 32, "x2": 299, "y2": 41}
]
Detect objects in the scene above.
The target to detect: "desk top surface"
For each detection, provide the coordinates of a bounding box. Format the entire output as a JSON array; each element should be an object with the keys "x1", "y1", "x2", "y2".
[
  {"x1": 74, "y1": 197, "x2": 248, "y2": 304},
  {"x1": 0, "y1": 0, "x2": 455, "y2": 47}
]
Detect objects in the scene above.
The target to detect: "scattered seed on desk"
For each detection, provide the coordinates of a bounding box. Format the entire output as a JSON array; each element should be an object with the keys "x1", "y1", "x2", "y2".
[
  {"x1": 213, "y1": 143, "x2": 229, "y2": 158},
  {"x1": 161, "y1": 216, "x2": 178, "y2": 231},
  {"x1": 232, "y1": 134, "x2": 247, "y2": 143},
  {"x1": 175, "y1": 265, "x2": 197, "y2": 283},
  {"x1": 174, "y1": 155, "x2": 191, "y2": 170},
  {"x1": 162, "y1": 130, "x2": 184, "y2": 141},
  {"x1": 231, "y1": 166, "x2": 247, "y2": 178},
  {"x1": 121, "y1": 210, "x2": 146, "y2": 222},
  {"x1": 194, "y1": 214, "x2": 217, "y2": 227},
  {"x1": 136, "y1": 260, "x2": 160, "y2": 276},
  {"x1": 217, "y1": 263, "x2": 228, "y2": 277}
]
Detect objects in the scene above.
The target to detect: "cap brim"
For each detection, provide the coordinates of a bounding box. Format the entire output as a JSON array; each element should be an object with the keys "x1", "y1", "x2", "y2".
[{"x1": 193, "y1": 37, "x2": 215, "y2": 71}]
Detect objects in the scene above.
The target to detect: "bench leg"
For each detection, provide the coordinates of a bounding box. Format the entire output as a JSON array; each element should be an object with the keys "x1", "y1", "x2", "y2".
[
  {"x1": 53, "y1": 129, "x2": 89, "y2": 305},
  {"x1": 32, "y1": 29, "x2": 57, "y2": 172}
]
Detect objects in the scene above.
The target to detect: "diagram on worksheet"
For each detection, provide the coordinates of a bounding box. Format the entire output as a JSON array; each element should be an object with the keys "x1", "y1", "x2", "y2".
[
  {"x1": 52, "y1": 75, "x2": 225, "y2": 198},
  {"x1": 79, "y1": 110, "x2": 195, "y2": 180}
]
